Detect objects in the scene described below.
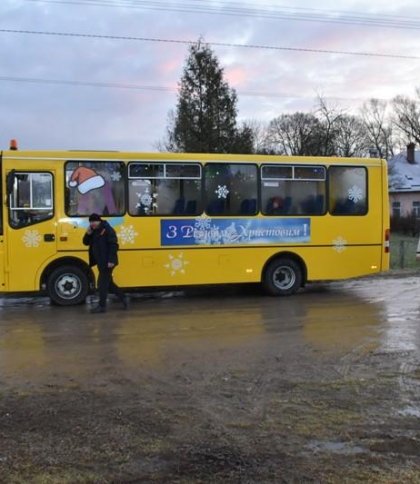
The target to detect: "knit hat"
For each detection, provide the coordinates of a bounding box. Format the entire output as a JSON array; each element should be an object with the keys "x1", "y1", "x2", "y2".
[
  {"x1": 69, "y1": 167, "x2": 105, "y2": 194},
  {"x1": 88, "y1": 213, "x2": 101, "y2": 222}
]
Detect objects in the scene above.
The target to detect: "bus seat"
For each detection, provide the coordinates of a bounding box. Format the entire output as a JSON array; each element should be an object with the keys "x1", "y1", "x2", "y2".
[
  {"x1": 185, "y1": 200, "x2": 197, "y2": 215},
  {"x1": 282, "y1": 196, "x2": 292, "y2": 214},
  {"x1": 249, "y1": 198, "x2": 257, "y2": 214},
  {"x1": 241, "y1": 198, "x2": 257, "y2": 215},
  {"x1": 173, "y1": 198, "x2": 185, "y2": 215},
  {"x1": 301, "y1": 195, "x2": 324, "y2": 214},
  {"x1": 207, "y1": 199, "x2": 224, "y2": 215},
  {"x1": 240, "y1": 199, "x2": 250, "y2": 214},
  {"x1": 315, "y1": 194, "x2": 324, "y2": 213},
  {"x1": 334, "y1": 198, "x2": 354, "y2": 215}
]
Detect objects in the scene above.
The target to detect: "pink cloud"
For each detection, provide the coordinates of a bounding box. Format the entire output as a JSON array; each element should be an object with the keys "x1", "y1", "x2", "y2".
[
  {"x1": 224, "y1": 65, "x2": 248, "y2": 87},
  {"x1": 158, "y1": 58, "x2": 182, "y2": 77}
]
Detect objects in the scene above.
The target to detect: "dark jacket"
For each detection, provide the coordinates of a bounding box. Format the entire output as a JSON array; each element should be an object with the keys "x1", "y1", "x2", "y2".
[{"x1": 83, "y1": 221, "x2": 119, "y2": 270}]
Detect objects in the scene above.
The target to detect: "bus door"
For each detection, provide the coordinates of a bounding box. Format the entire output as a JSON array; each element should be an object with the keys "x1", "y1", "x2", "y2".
[{"x1": 5, "y1": 169, "x2": 57, "y2": 292}]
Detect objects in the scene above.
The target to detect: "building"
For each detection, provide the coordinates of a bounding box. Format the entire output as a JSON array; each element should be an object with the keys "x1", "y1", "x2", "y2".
[{"x1": 388, "y1": 143, "x2": 420, "y2": 218}]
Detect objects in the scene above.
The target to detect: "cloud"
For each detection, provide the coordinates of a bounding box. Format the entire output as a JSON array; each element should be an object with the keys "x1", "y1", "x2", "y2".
[{"x1": 1, "y1": 0, "x2": 420, "y2": 150}]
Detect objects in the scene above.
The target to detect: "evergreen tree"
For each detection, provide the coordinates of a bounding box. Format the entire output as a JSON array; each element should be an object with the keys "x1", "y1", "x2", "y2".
[{"x1": 164, "y1": 40, "x2": 252, "y2": 153}]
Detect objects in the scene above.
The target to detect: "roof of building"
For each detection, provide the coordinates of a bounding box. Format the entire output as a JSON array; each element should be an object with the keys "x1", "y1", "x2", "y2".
[{"x1": 388, "y1": 150, "x2": 420, "y2": 192}]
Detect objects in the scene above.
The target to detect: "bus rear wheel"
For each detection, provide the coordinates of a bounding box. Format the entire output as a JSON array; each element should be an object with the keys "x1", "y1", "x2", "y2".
[
  {"x1": 263, "y1": 258, "x2": 302, "y2": 296},
  {"x1": 47, "y1": 265, "x2": 89, "y2": 306}
]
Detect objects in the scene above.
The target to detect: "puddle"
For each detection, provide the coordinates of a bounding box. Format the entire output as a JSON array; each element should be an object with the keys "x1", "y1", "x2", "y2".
[
  {"x1": 398, "y1": 406, "x2": 420, "y2": 418},
  {"x1": 307, "y1": 440, "x2": 365, "y2": 455}
]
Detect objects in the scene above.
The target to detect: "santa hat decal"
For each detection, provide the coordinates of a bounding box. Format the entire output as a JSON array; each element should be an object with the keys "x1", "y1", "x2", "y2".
[{"x1": 69, "y1": 167, "x2": 105, "y2": 195}]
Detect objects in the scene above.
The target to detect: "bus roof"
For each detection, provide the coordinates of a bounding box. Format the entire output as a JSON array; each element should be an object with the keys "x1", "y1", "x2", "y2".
[{"x1": 1, "y1": 149, "x2": 385, "y2": 166}]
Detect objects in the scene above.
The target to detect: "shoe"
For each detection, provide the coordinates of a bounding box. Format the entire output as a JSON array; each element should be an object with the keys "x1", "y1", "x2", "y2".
[{"x1": 90, "y1": 305, "x2": 106, "y2": 314}]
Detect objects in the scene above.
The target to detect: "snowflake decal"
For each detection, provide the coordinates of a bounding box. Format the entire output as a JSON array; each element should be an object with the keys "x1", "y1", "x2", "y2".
[
  {"x1": 164, "y1": 253, "x2": 189, "y2": 276},
  {"x1": 348, "y1": 185, "x2": 363, "y2": 203},
  {"x1": 332, "y1": 236, "x2": 347, "y2": 253},
  {"x1": 136, "y1": 189, "x2": 158, "y2": 214},
  {"x1": 210, "y1": 226, "x2": 222, "y2": 244},
  {"x1": 118, "y1": 225, "x2": 138, "y2": 245},
  {"x1": 140, "y1": 193, "x2": 152, "y2": 207},
  {"x1": 192, "y1": 218, "x2": 243, "y2": 246},
  {"x1": 215, "y1": 184, "x2": 229, "y2": 199},
  {"x1": 222, "y1": 222, "x2": 240, "y2": 244},
  {"x1": 194, "y1": 214, "x2": 212, "y2": 231},
  {"x1": 22, "y1": 229, "x2": 42, "y2": 248},
  {"x1": 110, "y1": 171, "x2": 122, "y2": 182}
]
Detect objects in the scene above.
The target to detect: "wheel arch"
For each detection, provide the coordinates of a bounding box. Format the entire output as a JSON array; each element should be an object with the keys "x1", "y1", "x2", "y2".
[
  {"x1": 39, "y1": 256, "x2": 95, "y2": 291},
  {"x1": 261, "y1": 251, "x2": 308, "y2": 286}
]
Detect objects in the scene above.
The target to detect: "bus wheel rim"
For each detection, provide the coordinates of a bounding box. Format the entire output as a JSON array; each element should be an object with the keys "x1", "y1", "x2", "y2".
[
  {"x1": 273, "y1": 266, "x2": 296, "y2": 290},
  {"x1": 55, "y1": 273, "x2": 82, "y2": 300}
]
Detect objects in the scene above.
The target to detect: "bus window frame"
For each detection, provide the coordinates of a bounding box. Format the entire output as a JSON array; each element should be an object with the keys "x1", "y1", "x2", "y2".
[
  {"x1": 127, "y1": 161, "x2": 203, "y2": 217},
  {"x1": 204, "y1": 162, "x2": 259, "y2": 217},
  {"x1": 64, "y1": 160, "x2": 127, "y2": 218},
  {"x1": 328, "y1": 165, "x2": 369, "y2": 217},
  {"x1": 261, "y1": 163, "x2": 327, "y2": 217},
  {"x1": 8, "y1": 170, "x2": 55, "y2": 230}
]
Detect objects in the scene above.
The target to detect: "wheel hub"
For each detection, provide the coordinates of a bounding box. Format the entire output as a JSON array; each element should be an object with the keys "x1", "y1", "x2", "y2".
[
  {"x1": 273, "y1": 266, "x2": 296, "y2": 291},
  {"x1": 56, "y1": 274, "x2": 82, "y2": 299}
]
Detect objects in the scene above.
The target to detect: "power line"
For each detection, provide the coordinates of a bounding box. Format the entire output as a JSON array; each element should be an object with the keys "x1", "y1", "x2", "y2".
[
  {"x1": 22, "y1": 0, "x2": 420, "y2": 31},
  {"x1": 193, "y1": 0, "x2": 420, "y2": 23},
  {"x1": 0, "y1": 76, "x2": 176, "y2": 92},
  {"x1": 1, "y1": 28, "x2": 418, "y2": 60},
  {"x1": 0, "y1": 75, "x2": 384, "y2": 102}
]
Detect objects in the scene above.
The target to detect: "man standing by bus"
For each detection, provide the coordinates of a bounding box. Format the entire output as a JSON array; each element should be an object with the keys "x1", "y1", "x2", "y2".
[{"x1": 83, "y1": 213, "x2": 127, "y2": 313}]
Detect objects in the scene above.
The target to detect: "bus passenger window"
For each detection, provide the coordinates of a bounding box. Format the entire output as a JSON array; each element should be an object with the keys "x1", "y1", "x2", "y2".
[
  {"x1": 261, "y1": 165, "x2": 326, "y2": 216},
  {"x1": 65, "y1": 161, "x2": 125, "y2": 217},
  {"x1": 329, "y1": 166, "x2": 367, "y2": 215},
  {"x1": 9, "y1": 172, "x2": 54, "y2": 228},
  {"x1": 204, "y1": 163, "x2": 258, "y2": 216},
  {"x1": 128, "y1": 162, "x2": 202, "y2": 216}
]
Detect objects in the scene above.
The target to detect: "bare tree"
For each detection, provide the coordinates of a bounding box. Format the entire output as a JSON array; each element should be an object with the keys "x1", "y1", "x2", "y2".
[
  {"x1": 392, "y1": 90, "x2": 420, "y2": 145},
  {"x1": 266, "y1": 112, "x2": 322, "y2": 155},
  {"x1": 335, "y1": 115, "x2": 368, "y2": 157},
  {"x1": 240, "y1": 119, "x2": 272, "y2": 154},
  {"x1": 315, "y1": 96, "x2": 342, "y2": 156},
  {"x1": 360, "y1": 99, "x2": 394, "y2": 159}
]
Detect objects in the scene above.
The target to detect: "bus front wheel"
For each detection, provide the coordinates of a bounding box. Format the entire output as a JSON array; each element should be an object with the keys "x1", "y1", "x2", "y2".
[
  {"x1": 263, "y1": 258, "x2": 302, "y2": 296},
  {"x1": 47, "y1": 265, "x2": 89, "y2": 306}
]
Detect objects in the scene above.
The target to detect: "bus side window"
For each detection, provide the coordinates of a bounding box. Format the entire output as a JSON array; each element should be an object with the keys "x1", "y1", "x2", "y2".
[
  {"x1": 128, "y1": 163, "x2": 202, "y2": 216},
  {"x1": 329, "y1": 166, "x2": 367, "y2": 216},
  {"x1": 204, "y1": 163, "x2": 258, "y2": 216},
  {"x1": 9, "y1": 172, "x2": 54, "y2": 229},
  {"x1": 261, "y1": 165, "x2": 326, "y2": 216},
  {"x1": 65, "y1": 161, "x2": 125, "y2": 217}
]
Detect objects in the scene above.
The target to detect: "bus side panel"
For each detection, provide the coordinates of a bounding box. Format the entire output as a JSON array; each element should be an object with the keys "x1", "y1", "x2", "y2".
[{"x1": 113, "y1": 244, "x2": 384, "y2": 288}]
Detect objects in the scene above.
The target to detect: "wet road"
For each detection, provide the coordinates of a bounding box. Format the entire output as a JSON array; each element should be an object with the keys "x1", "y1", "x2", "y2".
[{"x1": 0, "y1": 276, "x2": 420, "y2": 482}]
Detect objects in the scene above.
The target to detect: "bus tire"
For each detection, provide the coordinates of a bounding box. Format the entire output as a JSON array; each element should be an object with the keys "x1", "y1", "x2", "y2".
[
  {"x1": 47, "y1": 265, "x2": 89, "y2": 306},
  {"x1": 263, "y1": 258, "x2": 302, "y2": 296}
]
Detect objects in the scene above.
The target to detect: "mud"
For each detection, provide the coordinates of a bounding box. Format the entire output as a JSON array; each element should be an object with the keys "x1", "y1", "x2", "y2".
[{"x1": 0, "y1": 277, "x2": 420, "y2": 482}]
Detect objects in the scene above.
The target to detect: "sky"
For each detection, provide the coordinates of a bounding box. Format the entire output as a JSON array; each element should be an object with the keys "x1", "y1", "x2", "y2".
[{"x1": 1, "y1": 0, "x2": 420, "y2": 151}]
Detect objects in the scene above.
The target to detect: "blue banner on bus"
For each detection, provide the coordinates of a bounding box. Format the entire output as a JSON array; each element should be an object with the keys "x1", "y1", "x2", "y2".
[{"x1": 161, "y1": 218, "x2": 311, "y2": 246}]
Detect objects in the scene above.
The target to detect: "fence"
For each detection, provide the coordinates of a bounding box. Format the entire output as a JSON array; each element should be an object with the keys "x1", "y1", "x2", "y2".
[{"x1": 390, "y1": 236, "x2": 418, "y2": 269}]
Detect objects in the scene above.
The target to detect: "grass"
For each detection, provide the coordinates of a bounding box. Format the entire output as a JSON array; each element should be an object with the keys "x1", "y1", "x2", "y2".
[{"x1": 390, "y1": 233, "x2": 418, "y2": 269}]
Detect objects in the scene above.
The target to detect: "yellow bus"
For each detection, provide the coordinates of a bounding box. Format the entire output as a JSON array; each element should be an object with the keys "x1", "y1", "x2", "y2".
[{"x1": 0, "y1": 145, "x2": 390, "y2": 305}]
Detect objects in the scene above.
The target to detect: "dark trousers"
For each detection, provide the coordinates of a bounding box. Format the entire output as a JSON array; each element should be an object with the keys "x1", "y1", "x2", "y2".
[{"x1": 98, "y1": 267, "x2": 124, "y2": 307}]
